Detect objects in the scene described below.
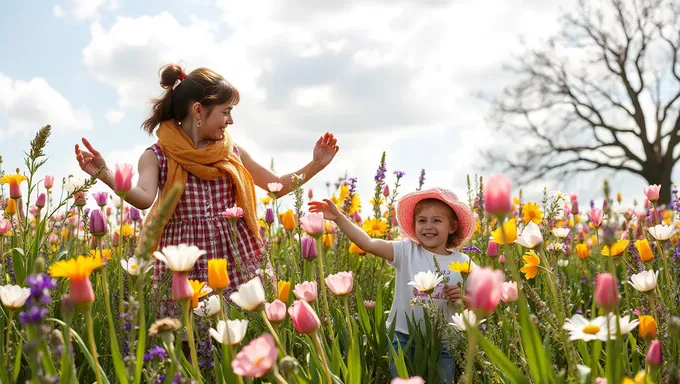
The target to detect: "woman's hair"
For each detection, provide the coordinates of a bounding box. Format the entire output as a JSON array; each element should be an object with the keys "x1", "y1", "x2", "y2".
[
  {"x1": 141, "y1": 64, "x2": 240, "y2": 134},
  {"x1": 413, "y1": 198, "x2": 464, "y2": 249}
]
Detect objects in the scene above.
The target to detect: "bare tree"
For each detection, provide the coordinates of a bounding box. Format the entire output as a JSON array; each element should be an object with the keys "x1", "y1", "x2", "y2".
[{"x1": 486, "y1": 0, "x2": 680, "y2": 205}]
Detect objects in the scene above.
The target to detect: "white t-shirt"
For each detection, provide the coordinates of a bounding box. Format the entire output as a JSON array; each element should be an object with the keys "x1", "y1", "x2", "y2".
[{"x1": 387, "y1": 239, "x2": 472, "y2": 335}]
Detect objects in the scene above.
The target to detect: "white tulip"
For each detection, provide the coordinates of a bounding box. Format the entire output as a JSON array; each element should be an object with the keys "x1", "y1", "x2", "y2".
[
  {"x1": 230, "y1": 276, "x2": 266, "y2": 311},
  {"x1": 628, "y1": 270, "x2": 658, "y2": 292},
  {"x1": 515, "y1": 222, "x2": 543, "y2": 248},
  {"x1": 648, "y1": 224, "x2": 674, "y2": 241},
  {"x1": 407, "y1": 271, "x2": 443, "y2": 294},
  {"x1": 552, "y1": 227, "x2": 570, "y2": 239},
  {"x1": 0, "y1": 285, "x2": 31, "y2": 309},
  {"x1": 209, "y1": 319, "x2": 249, "y2": 345},
  {"x1": 194, "y1": 295, "x2": 221, "y2": 317},
  {"x1": 450, "y1": 309, "x2": 485, "y2": 331},
  {"x1": 153, "y1": 244, "x2": 206, "y2": 272}
]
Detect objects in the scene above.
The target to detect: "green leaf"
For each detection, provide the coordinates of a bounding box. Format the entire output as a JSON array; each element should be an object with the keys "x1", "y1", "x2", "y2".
[
  {"x1": 46, "y1": 318, "x2": 111, "y2": 384},
  {"x1": 346, "y1": 322, "x2": 362, "y2": 384},
  {"x1": 472, "y1": 327, "x2": 528, "y2": 383},
  {"x1": 387, "y1": 338, "x2": 409, "y2": 378}
]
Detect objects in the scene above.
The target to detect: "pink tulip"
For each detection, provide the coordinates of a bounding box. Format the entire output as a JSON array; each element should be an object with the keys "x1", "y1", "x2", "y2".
[
  {"x1": 171, "y1": 272, "x2": 194, "y2": 301},
  {"x1": 391, "y1": 377, "x2": 425, "y2": 384},
  {"x1": 646, "y1": 340, "x2": 662, "y2": 366},
  {"x1": 486, "y1": 241, "x2": 499, "y2": 258},
  {"x1": 300, "y1": 212, "x2": 325, "y2": 238},
  {"x1": 643, "y1": 184, "x2": 661, "y2": 202},
  {"x1": 112, "y1": 232, "x2": 120, "y2": 247},
  {"x1": 29, "y1": 206, "x2": 39, "y2": 217},
  {"x1": 288, "y1": 300, "x2": 321, "y2": 334},
  {"x1": 588, "y1": 208, "x2": 603, "y2": 228},
  {"x1": 301, "y1": 237, "x2": 318, "y2": 260},
  {"x1": 325, "y1": 271, "x2": 354, "y2": 296},
  {"x1": 70, "y1": 277, "x2": 95, "y2": 305},
  {"x1": 483, "y1": 174, "x2": 513, "y2": 215},
  {"x1": 293, "y1": 281, "x2": 317, "y2": 302},
  {"x1": 383, "y1": 184, "x2": 390, "y2": 197},
  {"x1": 231, "y1": 333, "x2": 278, "y2": 378},
  {"x1": 48, "y1": 233, "x2": 59, "y2": 244},
  {"x1": 114, "y1": 163, "x2": 134, "y2": 194},
  {"x1": 498, "y1": 254, "x2": 506, "y2": 264},
  {"x1": 44, "y1": 175, "x2": 54, "y2": 189},
  {"x1": 466, "y1": 267, "x2": 504, "y2": 312},
  {"x1": 594, "y1": 273, "x2": 619, "y2": 310},
  {"x1": 307, "y1": 188, "x2": 313, "y2": 199},
  {"x1": 224, "y1": 206, "x2": 244, "y2": 219},
  {"x1": 500, "y1": 281, "x2": 518, "y2": 303},
  {"x1": 35, "y1": 193, "x2": 46, "y2": 208},
  {"x1": 0, "y1": 219, "x2": 10, "y2": 236},
  {"x1": 264, "y1": 300, "x2": 287, "y2": 323}
]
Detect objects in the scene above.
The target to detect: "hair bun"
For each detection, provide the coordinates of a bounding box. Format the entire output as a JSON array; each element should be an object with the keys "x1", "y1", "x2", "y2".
[{"x1": 159, "y1": 64, "x2": 184, "y2": 89}]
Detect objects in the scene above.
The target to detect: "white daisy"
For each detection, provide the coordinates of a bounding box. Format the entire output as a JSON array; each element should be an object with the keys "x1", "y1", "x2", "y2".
[
  {"x1": 408, "y1": 271, "x2": 443, "y2": 294},
  {"x1": 562, "y1": 314, "x2": 609, "y2": 341},
  {"x1": 450, "y1": 309, "x2": 485, "y2": 332}
]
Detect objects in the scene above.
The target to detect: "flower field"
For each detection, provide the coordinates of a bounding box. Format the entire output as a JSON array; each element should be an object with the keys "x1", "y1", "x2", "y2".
[{"x1": 0, "y1": 126, "x2": 679, "y2": 384}]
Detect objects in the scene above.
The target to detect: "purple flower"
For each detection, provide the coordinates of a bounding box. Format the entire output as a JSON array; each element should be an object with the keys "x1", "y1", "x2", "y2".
[
  {"x1": 144, "y1": 346, "x2": 167, "y2": 362},
  {"x1": 128, "y1": 207, "x2": 142, "y2": 222},
  {"x1": 418, "y1": 169, "x2": 426, "y2": 190},
  {"x1": 462, "y1": 246, "x2": 481, "y2": 254},
  {"x1": 393, "y1": 170, "x2": 405, "y2": 178},
  {"x1": 265, "y1": 208, "x2": 275, "y2": 224},
  {"x1": 92, "y1": 191, "x2": 109, "y2": 207}
]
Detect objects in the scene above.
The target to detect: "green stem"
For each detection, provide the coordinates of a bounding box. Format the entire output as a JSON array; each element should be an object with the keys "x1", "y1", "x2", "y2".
[
  {"x1": 182, "y1": 299, "x2": 203, "y2": 383},
  {"x1": 134, "y1": 274, "x2": 147, "y2": 384},
  {"x1": 4, "y1": 310, "x2": 13, "y2": 357},
  {"x1": 85, "y1": 306, "x2": 104, "y2": 384},
  {"x1": 118, "y1": 199, "x2": 125, "y2": 317},
  {"x1": 464, "y1": 323, "x2": 477, "y2": 384},
  {"x1": 315, "y1": 238, "x2": 333, "y2": 340},
  {"x1": 342, "y1": 295, "x2": 353, "y2": 342},
  {"x1": 99, "y1": 246, "x2": 129, "y2": 384},
  {"x1": 311, "y1": 330, "x2": 332, "y2": 384},
  {"x1": 260, "y1": 310, "x2": 286, "y2": 356}
]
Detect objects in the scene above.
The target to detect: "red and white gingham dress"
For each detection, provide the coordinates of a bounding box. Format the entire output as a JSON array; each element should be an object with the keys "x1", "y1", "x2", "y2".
[{"x1": 150, "y1": 143, "x2": 264, "y2": 318}]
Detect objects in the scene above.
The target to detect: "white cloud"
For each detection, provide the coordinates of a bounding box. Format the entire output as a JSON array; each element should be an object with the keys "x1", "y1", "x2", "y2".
[
  {"x1": 71, "y1": 0, "x2": 119, "y2": 20},
  {"x1": 105, "y1": 109, "x2": 124, "y2": 124},
  {"x1": 0, "y1": 73, "x2": 93, "y2": 139},
  {"x1": 53, "y1": 5, "x2": 65, "y2": 18}
]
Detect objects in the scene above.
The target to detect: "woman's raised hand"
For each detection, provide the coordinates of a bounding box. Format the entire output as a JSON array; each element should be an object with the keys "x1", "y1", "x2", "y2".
[{"x1": 75, "y1": 138, "x2": 109, "y2": 177}]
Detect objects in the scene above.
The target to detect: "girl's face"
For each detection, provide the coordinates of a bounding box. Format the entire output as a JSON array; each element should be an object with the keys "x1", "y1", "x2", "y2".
[
  {"x1": 197, "y1": 102, "x2": 234, "y2": 141},
  {"x1": 414, "y1": 203, "x2": 458, "y2": 254}
]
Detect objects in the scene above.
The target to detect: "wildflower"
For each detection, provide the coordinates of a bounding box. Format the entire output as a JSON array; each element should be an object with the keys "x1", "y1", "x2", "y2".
[
  {"x1": 210, "y1": 319, "x2": 249, "y2": 346},
  {"x1": 114, "y1": 163, "x2": 134, "y2": 195},
  {"x1": 362, "y1": 217, "x2": 387, "y2": 238},
  {"x1": 520, "y1": 250, "x2": 540, "y2": 279},
  {"x1": 224, "y1": 206, "x2": 244, "y2": 219},
  {"x1": 230, "y1": 276, "x2": 266, "y2": 312},
  {"x1": 575, "y1": 243, "x2": 589, "y2": 259},
  {"x1": 521, "y1": 202, "x2": 543, "y2": 224},
  {"x1": 49, "y1": 254, "x2": 104, "y2": 305},
  {"x1": 490, "y1": 218, "x2": 518, "y2": 244},
  {"x1": 325, "y1": 271, "x2": 354, "y2": 296},
  {"x1": 563, "y1": 314, "x2": 609, "y2": 341},
  {"x1": 207, "y1": 259, "x2": 229, "y2": 290},
  {"x1": 601, "y1": 240, "x2": 629, "y2": 257},
  {"x1": 408, "y1": 271, "x2": 443, "y2": 295},
  {"x1": 153, "y1": 244, "x2": 206, "y2": 272},
  {"x1": 628, "y1": 270, "x2": 658, "y2": 292},
  {"x1": 188, "y1": 280, "x2": 212, "y2": 309},
  {"x1": 288, "y1": 300, "x2": 321, "y2": 334},
  {"x1": 293, "y1": 281, "x2": 317, "y2": 302},
  {"x1": 0, "y1": 284, "x2": 31, "y2": 309},
  {"x1": 0, "y1": 173, "x2": 28, "y2": 199},
  {"x1": 552, "y1": 227, "x2": 570, "y2": 238},
  {"x1": 515, "y1": 221, "x2": 543, "y2": 248},
  {"x1": 301, "y1": 212, "x2": 325, "y2": 238},
  {"x1": 638, "y1": 315, "x2": 657, "y2": 339},
  {"x1": 231, "y1": 333, "x2": 278, "y2": 377},
  {"x1": 484, "y1": 174, "x2": 512, "y2": 215},
  {"x1": 450, "y1": 309, "x2": 485, "y2": 331},
  {"x1": 588, "y1": 208, "x2": 604, "y2": 227},
  {"x1": 121, "y1": 257, "x2": 152, "y2": 276},
  {"x1": 448, "y1": 261, "x2": 474, "y2": 274}
]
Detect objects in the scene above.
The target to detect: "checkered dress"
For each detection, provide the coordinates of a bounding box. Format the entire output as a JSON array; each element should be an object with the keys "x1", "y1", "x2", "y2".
[{"x1": 150, "y1": 143, "x2": 265, "y2": 319}]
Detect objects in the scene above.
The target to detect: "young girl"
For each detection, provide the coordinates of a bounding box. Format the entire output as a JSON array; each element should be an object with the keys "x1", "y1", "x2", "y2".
[
  {"x1": 74, "y1": 63, "x2": 339, "y2": 317},
  {"x1": 309, "y1": 187, "x2": 475, "y2": 383}
]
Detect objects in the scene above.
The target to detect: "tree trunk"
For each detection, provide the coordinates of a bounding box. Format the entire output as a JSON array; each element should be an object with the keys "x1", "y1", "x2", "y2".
[{"x1": 641, "y1": 165, "x2": 674, "y2": 206}]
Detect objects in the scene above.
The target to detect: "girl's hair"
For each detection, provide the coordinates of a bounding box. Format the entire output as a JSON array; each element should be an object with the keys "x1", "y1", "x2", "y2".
[
  {"x1": 141, "y1": 64, "x2": 240, "y2": 134},
  {"x1": 413, "y1": 198, "x2": 464, "y2": 249}
]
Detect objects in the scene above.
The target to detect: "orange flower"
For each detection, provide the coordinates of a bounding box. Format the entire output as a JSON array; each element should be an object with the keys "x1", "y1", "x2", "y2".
[
  {"x1": 520, "y1": 250, "x2": 540, "y2": 279},
  {"x1": 634, "y1": 239, "x2": 654, "y2": 262},
  {"x1": 521, "y1": 202, "x2": 543, "y2": 224},
  {"x1": 280, "y1": 210, "x2": 297, "y2": 231},
  {"x1": 4, "y1": 199, "x2": 16, "y2": 216},
  {"x1": 638, "y1": 315, "x2": 657, "y2": 339},
  {"x1": 188, "y1": 280, "x2": 211, "y2": 309},
  {"x1": 601, "y1": 240, "x2": 629, "y2": 257},
  {"x1": 277, "y1": 281, "x2": 291, "y2": 303},
  {"x1": 575, "y1": 243, "x2": 589, "y2": 259},
  {"x1": 208, "y1": 259, "x2": 229, "y2": 290},
  {"x1": 323, "y1": 233, "x2": 333, "y2": 247},
  {"x1": 490, "y1": 218, "x2": 517, "y2": 245},
  {"x1": 349, "y1": 242, "x2": 366, "y2": 255}
]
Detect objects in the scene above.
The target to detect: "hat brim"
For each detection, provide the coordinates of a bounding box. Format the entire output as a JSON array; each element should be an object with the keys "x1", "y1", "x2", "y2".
[{"x1": 395, "y1": 188, "x2": 475, "y2": 246}]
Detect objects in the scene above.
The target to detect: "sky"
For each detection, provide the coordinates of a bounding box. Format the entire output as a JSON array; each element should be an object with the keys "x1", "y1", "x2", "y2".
[{"x1": 0, "y1": 0, "x2": 667, "y2": 217}]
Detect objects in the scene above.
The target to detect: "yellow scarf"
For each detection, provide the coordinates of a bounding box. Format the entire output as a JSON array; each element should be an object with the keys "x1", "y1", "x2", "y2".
[{"x1": 145, "y1": 120, "x2": 260, "y2": 252}]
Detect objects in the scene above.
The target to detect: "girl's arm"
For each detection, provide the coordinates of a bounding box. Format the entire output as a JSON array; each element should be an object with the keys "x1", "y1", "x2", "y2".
[
  {"x1": 236, "y1": 133, "x2": 339, "y2": 196},
  {"x1": 76, "y1": 138, "x2": 159, "y2": 210},
  {"x1": 309, "y1": 199, "x2": 394, "y2": 262}
]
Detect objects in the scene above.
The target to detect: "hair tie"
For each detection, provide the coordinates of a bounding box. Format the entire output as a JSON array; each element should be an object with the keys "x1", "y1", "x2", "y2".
[{"x1": 172, "y1": 72, "x2": 186, "y2": 90}]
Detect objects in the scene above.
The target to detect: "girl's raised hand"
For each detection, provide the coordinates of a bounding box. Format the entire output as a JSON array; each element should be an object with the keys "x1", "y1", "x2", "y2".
[
  {"x1": 312, "y1": 132, "x2": 339, "y2": 168},
  {"x1": 75, "y1": 138, "x2": 109, "y2": 177},
  {"x1": 308, "y1": 199, "x2": 342, "y2": 221}
]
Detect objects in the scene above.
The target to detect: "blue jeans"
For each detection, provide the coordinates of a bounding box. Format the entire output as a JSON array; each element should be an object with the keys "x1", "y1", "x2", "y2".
[{"x1": 389, "y1": 331, "x2": 456, "y2": 383}]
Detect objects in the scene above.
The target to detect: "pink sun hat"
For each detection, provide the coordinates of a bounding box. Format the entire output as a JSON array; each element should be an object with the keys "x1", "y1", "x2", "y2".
[{"x1": 395, "y1": 188, "x2": 475, "y2": 246}]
